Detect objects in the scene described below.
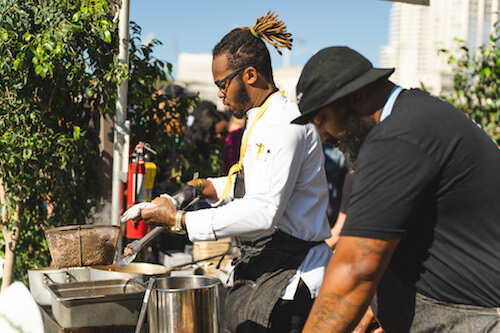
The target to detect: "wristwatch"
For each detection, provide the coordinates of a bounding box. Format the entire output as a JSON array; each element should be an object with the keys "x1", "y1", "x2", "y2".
[{"x1": 172, "y1": 210, "x2": 186, "y2": 235}]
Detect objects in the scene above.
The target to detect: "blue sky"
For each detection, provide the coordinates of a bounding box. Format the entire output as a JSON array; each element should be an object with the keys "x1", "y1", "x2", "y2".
[{"x1": 129, "y1": 1, "x2": 393, "y2": 77}]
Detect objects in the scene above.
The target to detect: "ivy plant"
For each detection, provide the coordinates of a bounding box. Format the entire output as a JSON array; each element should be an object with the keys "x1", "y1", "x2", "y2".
[
  {"x1": 441, "y1": 21, "x2": 500, "y2": 144},
  {"x1": 0, "y1": 0, "x2": 196, "y2": 286}
]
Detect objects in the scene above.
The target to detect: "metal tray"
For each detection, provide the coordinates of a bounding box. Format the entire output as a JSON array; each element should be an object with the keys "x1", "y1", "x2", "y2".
[
  {"x1": 46, "y1": 278, "x2": 145, "y2": 328},
  {"x1": 28, "y1": 266, "x2": 91, "y2": 306}
]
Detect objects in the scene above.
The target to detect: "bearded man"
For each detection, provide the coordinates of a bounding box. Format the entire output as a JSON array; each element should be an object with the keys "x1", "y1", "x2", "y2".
[{"x1": 292, "y1": 46, "x2": 500, "y2": 332}]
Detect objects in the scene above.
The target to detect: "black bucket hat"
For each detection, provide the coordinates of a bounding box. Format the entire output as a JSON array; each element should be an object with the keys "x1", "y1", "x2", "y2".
[{"x1": 292, "y1": 46, "x2": 394, "y2": 124}]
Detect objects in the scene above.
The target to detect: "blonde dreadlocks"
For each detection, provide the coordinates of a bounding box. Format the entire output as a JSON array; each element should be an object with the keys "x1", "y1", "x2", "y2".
[
  {"x1": 244, "y1": 11, "x2": 293, "y2": 55},
  {"x1": 213, "y1": 12, "x2": 293, "y2": 81}
]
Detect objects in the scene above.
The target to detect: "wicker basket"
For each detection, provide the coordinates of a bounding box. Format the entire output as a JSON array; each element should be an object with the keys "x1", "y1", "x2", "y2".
[{"x1": 45, "y1": 225, "x2": 120, "y2": 268}]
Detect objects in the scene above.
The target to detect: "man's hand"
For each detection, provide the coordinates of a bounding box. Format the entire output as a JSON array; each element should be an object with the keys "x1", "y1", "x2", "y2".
[
  {"x1": 325, "y1": 212, "x2": 347, "y2": 249},
  {"x1": 352, "y1": 307, "x2": 382, "y2": 333},
  {"x1": 141, "y1": 196, "x2": 177, "y2": 227}
]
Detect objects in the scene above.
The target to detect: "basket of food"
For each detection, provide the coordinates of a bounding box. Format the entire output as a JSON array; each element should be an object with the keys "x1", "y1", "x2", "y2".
[{"x1": 45, "y1": 225, "x2": 120, "y2": 268}]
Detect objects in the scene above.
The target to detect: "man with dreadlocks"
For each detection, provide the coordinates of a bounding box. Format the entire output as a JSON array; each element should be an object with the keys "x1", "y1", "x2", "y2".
[{"x1": 122, "y1": 12, "x2": 333, "y2": 332}]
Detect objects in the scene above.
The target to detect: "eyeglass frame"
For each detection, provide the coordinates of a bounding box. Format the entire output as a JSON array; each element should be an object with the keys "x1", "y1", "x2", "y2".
[{"x1": 215, "y1": 64, "x2": 254, "y2": 95}]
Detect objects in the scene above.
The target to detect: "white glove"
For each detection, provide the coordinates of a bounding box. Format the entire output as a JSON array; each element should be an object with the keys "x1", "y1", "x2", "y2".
[{"x1": 120, "y1": 202, "x2": 157, "y2": 224}]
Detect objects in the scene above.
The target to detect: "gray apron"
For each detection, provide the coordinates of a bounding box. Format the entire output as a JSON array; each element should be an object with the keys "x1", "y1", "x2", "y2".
[
  {"x1": 372, "y1": 268, "x2": 500, "y2": 332},
  {"x1": 224, "y1": 228, "x2": 323, "y2": 332}
]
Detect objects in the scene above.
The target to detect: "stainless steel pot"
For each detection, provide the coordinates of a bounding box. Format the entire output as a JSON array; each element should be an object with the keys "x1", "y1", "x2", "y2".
[{"x1": 148, "y1": 275, "x2": 221, "y2": 333}]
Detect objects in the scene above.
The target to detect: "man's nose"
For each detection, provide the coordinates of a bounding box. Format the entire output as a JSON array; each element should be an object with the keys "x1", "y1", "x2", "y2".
[{"x1": 217, "y1": 89, "x2": 226, "y2": 99}]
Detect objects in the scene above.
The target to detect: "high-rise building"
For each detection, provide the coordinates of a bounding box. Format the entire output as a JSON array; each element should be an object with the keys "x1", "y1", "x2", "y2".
[{"x1": 381, "y1": 0, "x2": 499, "y2": 94}]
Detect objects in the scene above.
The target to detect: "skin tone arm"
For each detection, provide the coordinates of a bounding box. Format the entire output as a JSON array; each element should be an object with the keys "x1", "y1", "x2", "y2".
[
  {"x1": 324, "y1": 213, "x2": 383, "y2": 333},
  {"x1": 303, "y1": 236, "x2": 399, "y2": 333},
  {"x1": 324, "y1": 211, "x2": 347, "y2": 249}
]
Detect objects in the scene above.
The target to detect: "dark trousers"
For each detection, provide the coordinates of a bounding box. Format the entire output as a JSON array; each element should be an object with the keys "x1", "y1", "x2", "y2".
[{"x1": 267, "y1": 278, "x2": 315, "y2": 332}]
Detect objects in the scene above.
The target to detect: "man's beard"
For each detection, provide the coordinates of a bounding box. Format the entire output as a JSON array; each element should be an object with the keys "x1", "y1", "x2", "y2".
[
  {"x1": 231, "y1": 77, "x2": 251, "y2": 119},
  {"x1": 339, "y1": 108, "x2": 375, "y2": 173}
]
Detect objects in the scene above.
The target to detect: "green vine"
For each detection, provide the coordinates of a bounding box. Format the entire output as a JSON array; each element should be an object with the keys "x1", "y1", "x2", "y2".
[
  {"x1": 0, "y1": 0, "x2": 197, "y2": 285},
  {"x1": 440, "y1": 21, "x2": 500, "y2": 144}
]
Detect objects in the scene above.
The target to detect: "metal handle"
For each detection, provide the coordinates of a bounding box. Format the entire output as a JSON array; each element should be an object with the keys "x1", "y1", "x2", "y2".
[
  {"x1": 131, "y1": 226, "x2": 165, "y2": 252},
  {"x1": 169, "y1": 250, "x2": 231, "y2": 271},
  {"x1": 135, "y1": 277, "x2": 156, "y2": 333}
]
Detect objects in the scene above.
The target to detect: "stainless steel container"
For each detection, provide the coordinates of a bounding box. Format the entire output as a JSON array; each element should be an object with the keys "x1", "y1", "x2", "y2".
[
  {"x1": 148, "y1": 275, "x2": 221, "y2": 333},
  {"x1": 46, "y1": 278, "x2": 145, "y2": 328},
  {"x1": 28, "y1": 266, "x2": 92, "y2": 305}
]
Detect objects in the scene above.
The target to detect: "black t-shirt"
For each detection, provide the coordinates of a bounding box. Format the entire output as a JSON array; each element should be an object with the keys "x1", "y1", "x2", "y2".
[
  {"x1": 341, "y1": 89, "x2": 500, "y2": 307},
  {"x1": 339, "y1": 171, "x2": 354, "y2": 214}
]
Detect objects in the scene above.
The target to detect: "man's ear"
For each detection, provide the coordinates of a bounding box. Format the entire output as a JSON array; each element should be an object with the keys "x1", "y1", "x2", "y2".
[
  {"x1": 347, "y1": 88, "x2": 365, "y2": 108},
  {"x1": 244, "y1": 66, "x2": 258, "y2": 85}
]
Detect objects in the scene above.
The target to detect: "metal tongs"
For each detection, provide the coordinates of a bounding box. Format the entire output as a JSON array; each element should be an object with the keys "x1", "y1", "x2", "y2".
[{"x1": 114, "y1": 197, "x2": 199, "y2": 267}]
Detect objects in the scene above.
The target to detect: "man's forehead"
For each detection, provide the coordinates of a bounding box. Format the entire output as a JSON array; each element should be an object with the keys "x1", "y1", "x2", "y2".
[{"x1": 212, "y1": 54, "x2": 231, "y2": 70}]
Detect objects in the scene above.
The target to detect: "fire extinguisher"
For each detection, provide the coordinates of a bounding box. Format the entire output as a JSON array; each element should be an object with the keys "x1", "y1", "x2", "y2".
[{"x1": 125, "y1": 142, "x2": 157, "y2": 240}]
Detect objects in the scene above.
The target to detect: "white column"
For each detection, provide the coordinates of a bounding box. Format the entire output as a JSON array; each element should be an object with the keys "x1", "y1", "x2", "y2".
[{"x1": 111, "y1": 0, "x2": 130, "y2": 226}]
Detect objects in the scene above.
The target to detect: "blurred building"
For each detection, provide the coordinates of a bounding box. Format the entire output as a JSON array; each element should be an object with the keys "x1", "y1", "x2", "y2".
[
  {"x1": 176, "y1": 53, "x2": 302, "y2": 110},
  {"x1": 385, "y1": 0, "x2": 430, "y2": 4},
  {"x1": 380, "y1": 0, "x2": 499, "y2": 95}
]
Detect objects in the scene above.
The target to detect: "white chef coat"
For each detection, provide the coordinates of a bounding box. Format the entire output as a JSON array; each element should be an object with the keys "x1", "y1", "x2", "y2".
[{"x1": 185, "y1": 92, "x2": 332, "y2": 300}]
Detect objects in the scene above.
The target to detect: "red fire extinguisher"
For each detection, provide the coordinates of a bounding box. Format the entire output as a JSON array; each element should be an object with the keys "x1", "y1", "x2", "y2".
[{"x1": 125, "y1": 142, "x2": 157, "y2": 239}]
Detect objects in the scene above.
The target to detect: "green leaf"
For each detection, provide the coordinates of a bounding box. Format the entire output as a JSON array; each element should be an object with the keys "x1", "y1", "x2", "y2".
[
  {"x1": 23, "y1": 148, "x2": 32, "y2": 159},
  {"x1": 44, "y1": 42, "x2": 54, "y2": 52},
  {"x1": 22, "y1": 32, "x2": 32, "y2": 42},
  {"x1": 35, "y1": 64, "x2": 43, "y2": 75},
  {"x1": 73, "y1": 126, "x2": 81, "y2": 140},
  {"x1": 13, "y1": 57, "x2": 21, "y2": 70},
  {"x1": 481, "y1": 67, "x2": 492, "y2": 78},
  {"x1": 103, "y1": 30, "x2": 111, "y2": 43}
]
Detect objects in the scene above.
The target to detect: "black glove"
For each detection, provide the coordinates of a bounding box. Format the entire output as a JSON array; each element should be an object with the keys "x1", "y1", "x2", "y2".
[{"x1": 172, "y1": 184, "x2": 197, "y2": 210}]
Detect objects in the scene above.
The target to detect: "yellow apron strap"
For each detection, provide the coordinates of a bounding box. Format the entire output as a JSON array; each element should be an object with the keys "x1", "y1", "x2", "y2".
[{"x1": 219, "y1": 91, "x2": 280, "y2": 200}]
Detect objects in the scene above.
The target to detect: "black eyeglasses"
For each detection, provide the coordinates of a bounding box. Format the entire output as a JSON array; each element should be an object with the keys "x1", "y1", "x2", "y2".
[{"x1": 215, "y1": 64, "x2": 254, "y2": 95}]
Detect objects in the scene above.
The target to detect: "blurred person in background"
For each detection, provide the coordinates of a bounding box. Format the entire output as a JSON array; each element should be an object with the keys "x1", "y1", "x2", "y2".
[
  {"x1": 220, "y1": 112, "x2": 245, "y2": 173},
  {"x1": 183, "y1": 100, "x2": 229, "y2": 178}
]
